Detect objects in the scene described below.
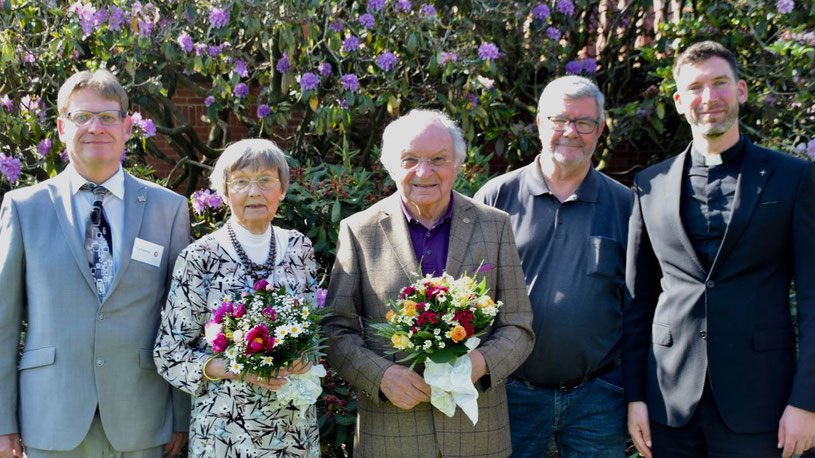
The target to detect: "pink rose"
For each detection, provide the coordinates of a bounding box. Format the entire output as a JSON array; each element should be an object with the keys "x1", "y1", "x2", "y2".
[
  {"x1": 253, "y1": 279, "x2": 269, "y2": 291},
  {"x1": 212, "y1": 334, "x2": 228, "y2": 353}
]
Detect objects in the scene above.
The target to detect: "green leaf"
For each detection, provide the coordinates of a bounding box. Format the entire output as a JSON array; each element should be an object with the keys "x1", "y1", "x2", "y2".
[
  {"x1": 331, "y1": 199, "x2": 341, "y2": 223},
  {"x1": 656, "y1": 102, "x2": 665, "y2": 120}
]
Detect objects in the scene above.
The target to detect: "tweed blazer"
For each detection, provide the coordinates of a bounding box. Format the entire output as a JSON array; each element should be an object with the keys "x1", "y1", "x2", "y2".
[{"x1": 324, "y1": 192, "x2": 535, "y2": 458}]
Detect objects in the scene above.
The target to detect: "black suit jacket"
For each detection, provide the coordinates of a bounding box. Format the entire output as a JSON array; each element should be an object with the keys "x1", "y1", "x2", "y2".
[{"x1": 622, "y1": 137, "x2": 815, "y2": 433}]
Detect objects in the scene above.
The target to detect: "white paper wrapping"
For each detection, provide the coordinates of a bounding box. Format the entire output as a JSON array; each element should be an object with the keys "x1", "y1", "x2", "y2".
[
  {"x1": 267, "y1": 364, "x2": 327, "y2": 417},
  {"x1": 423, "y1": 337, "x2": 481, "y2": 425}
]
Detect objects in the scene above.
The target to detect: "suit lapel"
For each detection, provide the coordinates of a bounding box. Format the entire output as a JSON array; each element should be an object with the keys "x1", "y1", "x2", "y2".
[
  {"x1": 105, "y1": 172, "x2": 147, "y2": 300},
  {"x1": 379, "y1": 195, "x2": 421, "y2": 278},
  {"x1": 444, "y1": 192, "x2": 474, "y2": 277},
  {"x1": 664, "y1": 148, "x2": 707, "y2": 277},
  {"x1": 709, "y1": 142, "x2": 771, "y2": 277},
  {"x1": 47, "y1": 172, "x2": 98, "y2": 294}
]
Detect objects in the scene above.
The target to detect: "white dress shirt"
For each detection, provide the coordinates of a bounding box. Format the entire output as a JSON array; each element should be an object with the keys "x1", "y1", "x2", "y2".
[{"x1": 67, "y1": 164, "x2": 126, "y2": 277}]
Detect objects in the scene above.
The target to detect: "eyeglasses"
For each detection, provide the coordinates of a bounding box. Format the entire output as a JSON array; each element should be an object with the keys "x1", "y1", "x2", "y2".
[
  {"x1": 62, "y1": 110, "x2": 127, "y2": 126},
  {"x1": 227, "y1": 176, "x2": 280, "y2": 193},
  {"x1": 399, "y1": 156, "x2": 454, "y2": 170},
  {"x1": 546, "y1": 116, "x2": 599, "y2": 134}
]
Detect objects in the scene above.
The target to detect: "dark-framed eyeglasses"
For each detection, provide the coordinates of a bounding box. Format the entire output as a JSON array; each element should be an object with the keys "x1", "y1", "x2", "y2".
[
  {"x1": 62, "y1": 110, "x2": 127, "y2": 126},
  {"x1": 227, "y1": 176, "x2": 280, "y2": 193},
  {"x1": 546, "y1": 116, "x2": 599, "y2": 134}
]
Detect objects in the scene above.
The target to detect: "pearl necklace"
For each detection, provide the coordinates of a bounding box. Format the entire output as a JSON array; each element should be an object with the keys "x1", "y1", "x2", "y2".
[{"x1": 227, "y1": 222, "x2": 276, "y2": 282}]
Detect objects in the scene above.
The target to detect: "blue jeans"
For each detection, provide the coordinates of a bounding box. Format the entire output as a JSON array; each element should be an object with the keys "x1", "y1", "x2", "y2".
[{"x1": 506, "y1": 370, "x2": 627, "y2": 458}]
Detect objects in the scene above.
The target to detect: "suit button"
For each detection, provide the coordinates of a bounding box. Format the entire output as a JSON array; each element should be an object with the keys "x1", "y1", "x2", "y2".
[
  {"x1": 700, "y1": 331, "x2": 707, "y2": 340},
  {"x1": 705, "y1": 280, "x2": 715, "y2": 288},
  {"x1": 96, "y1": 358, "x2": 105, "y2": 366},
  {"x1": 97, "y1": 313, "x2": 105, "y2": 321}
]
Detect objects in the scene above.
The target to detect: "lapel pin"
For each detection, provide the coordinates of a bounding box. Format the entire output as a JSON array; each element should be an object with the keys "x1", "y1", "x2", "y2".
[
  {"x1": 137, "y1": 196, "x2": 146, "y2": 202},
  {"x1": 759, "y1": 169, "x2": 767, "y2": 176}
]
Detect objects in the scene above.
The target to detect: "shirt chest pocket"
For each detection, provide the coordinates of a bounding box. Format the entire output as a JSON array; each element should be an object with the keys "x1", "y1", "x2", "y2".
[{"x1": 585, "y1": 236, "x2": 622, "y2": 278}]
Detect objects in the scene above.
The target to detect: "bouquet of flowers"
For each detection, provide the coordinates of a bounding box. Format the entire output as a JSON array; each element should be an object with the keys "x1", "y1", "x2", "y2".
[
  {"x1": 371, "y1": 267, "x2": 501, "y2": 425},
  {"x1": 204, "y1": 278, "x2": 329, "y2": 414}
]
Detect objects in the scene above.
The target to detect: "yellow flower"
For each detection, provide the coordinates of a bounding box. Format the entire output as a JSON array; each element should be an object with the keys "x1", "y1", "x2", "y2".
[
  {"x1": 459, "y1": 276, "x2": 475, "y2": 289},
  {"x1": 391, "y1": 333, "x2": 411, "y2": 350},
  {"x1": 450, "y1": 325, "x2": 467, "y2": 343},
  {"x1": 386, "y1": 310, "x2": 396, "y2": 322},
  {"x1": 477, "y1": 296, "x2": 495, "y2": 308},
  {"x1": 401, "y1": 300, "x2": 418, "y2": 317}
]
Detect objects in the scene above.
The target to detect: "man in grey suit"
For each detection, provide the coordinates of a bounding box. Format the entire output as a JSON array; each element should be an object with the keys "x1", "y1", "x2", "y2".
[
  {"x1": 323, "y1": 109, "x2": 534, "y2": 457},
  {"x1": 0, "y1": 70, "x2": 190, "y2": 457},
  {"x1": 624, "y1": 41, "x2": 815, "y2": 457}
]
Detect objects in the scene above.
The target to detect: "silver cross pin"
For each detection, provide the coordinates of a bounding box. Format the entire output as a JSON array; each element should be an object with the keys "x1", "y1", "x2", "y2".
[{"x1": 759, "y1": 169, "x2": 766, "y2": 176}]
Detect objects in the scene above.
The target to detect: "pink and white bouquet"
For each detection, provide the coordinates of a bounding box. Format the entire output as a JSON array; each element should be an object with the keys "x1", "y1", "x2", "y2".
[
  {"x1": 372, "y1": 267, "x2": 501, "y2": 424},
  {"x1": 204, "y1": 279, "x2": 328, "y2": 413}
]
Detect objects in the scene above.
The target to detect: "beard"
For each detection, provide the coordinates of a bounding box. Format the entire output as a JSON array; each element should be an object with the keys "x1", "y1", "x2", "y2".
[{"x1": 690, "y1": 104, "x2": 739, "y2": 138}]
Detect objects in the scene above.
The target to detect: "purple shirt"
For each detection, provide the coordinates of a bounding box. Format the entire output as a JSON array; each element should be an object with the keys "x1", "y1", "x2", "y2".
[{"x1": 400, "y1": 194, "x2": 454, "y2": 276}]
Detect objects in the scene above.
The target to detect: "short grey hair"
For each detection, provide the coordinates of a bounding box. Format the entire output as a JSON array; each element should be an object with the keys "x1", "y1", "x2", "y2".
[
  {"x1": 380, "y1": 109, "x2": 466, "y2": 175},
  {"x1": 58, "y1": 69, "x2": 128, "y2": 115},
  {"x1": 537, "y1": 75, "x2": 605, "y2": 123},
  {"x1": 210, "y1": 139, "x2": 290, "y2": 198}
]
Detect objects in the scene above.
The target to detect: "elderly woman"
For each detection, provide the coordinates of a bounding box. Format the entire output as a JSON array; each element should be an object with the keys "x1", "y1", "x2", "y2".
[
  {"x1": 154, "y1": 139, "x2": 319, "y2": 457},
  {"x1": 322, "y1": 109, "x2": 535, "y2": 457}
]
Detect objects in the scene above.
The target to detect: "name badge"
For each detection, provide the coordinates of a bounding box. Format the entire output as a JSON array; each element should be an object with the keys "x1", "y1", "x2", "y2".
[{"x1": 131, "y1": 237, "x2": 164, "y2": 267}]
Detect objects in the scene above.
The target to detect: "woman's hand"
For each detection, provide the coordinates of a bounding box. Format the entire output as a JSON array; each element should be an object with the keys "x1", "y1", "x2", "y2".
[{"x1": 203, "y1": 357, "x2": 314, "y2": 390}]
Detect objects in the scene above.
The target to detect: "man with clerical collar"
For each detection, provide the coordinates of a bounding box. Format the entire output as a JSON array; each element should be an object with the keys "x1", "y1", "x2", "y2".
[
  {"x1": 476, "y1": 75, "x2": 633, "y2": 457},
  {"x1": 323, "y1": 109, "x2": 534, "y2": 457},
  {"x1": 624, "y1": 40, "x2": 815, "y2": 457}
]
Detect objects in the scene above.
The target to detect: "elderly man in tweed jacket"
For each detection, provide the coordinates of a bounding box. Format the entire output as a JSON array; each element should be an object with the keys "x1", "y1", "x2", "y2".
[{"x1": 323, "y1": 109, "x2": 534, "y2": 458}]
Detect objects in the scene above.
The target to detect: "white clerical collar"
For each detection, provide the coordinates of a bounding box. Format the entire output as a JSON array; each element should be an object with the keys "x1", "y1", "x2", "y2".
[{"x1": 68, "y1": 163, "x2": 125, "y2": 200}]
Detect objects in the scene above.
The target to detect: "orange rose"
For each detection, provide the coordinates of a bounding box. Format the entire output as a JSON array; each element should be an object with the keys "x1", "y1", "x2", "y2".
[
  {"x1": 391, "y1": 333, "x2": 411, "y2": 350},
  {"x1": 450, "y1": 325, "x2": 467, "y2": 343},
  {"x1": 386, "y1": 310, "x2": 396, "y2": 322}
]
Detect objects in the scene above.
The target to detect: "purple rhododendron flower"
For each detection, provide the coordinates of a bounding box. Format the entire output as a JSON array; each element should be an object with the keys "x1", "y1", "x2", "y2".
[
  {"x1": 359, "y1": 13, "x2": 375, "y2": 29},
  {"x1": 556, "y1": 0, "x2": 575, "y2": 16},
  {"x1": 565, "y1": 60, "x2": 582, "y2": 74},
  {"x1": 317, "y1": 288, "x2": 327, "y2": 308},
  {"x1": 192, "y1": 189, "x2": 223, "y2": 214},
  {"x1": 234, "y1": 83, "x2": 249, "y2": 98},
  {"x1": 207, "y1": 44, "x2": 223, "y2": 57},
  {"x1": 22, "y1": 53, "x2": 35, "y2": 63},
  {"x1": 204, "y1": 95, "x2": 215, "y2": 107},
  {"x1": 233, "y1": 60, "x2": 248, "y2": 78},
  {"x1": 300, "y1": 72, "x2": 320, "y2": 90},
  {"x1": 367, "y1": 0, "x2": 385, "y2": 11},
  {"x1": 478, "y1": 42, "x2": 500, "y2": 60},
  {"x1": 276, "y1": 52, "x2": 290, "y2": 73},
  {"x1": 194, "y1": 43, "x2": 207, "y2": 56},
  {"x1": 777, "y1": 0, "x2": 794, "y2": 13},
  {"x1": 420, "y1": 4, "x2": 436, "y2": 16},
  {"x1": 37, "y1": 138, "x2": 52, "y2": 157},
  {"x1": 0, "y1": 95, "x2": 12, "y2": 112},
  {"x1": 0, "y1": 153, "x2": 22, "y2": 184},
  {"x1": 341, "y1": 74, "x2": 360, "y2": 92},
  {"x1": 329, "y1": 20, "x2": 343, "y2": 33},
  {"x1": 439, "y1": 52, "x2": 458, "y2": 65},
  {"x1": 377, "y1": 52, "x2": 398, "y2": 71},
  {"x1": 336, "y1": 98, "x2": 349, "y2": 109},
  {"x1": 546, "y1": 26, "x2": 562, "y2": 40},
  {"x1": 343, "y1": 36, "x2": 360, "y2": 52},
  {"x1": 318, "y1": 62, "x2": 332, "y2": 77},
  {"x1": 108, "y1": 5, "x2": 125, "y2": 31},
  {"x1": 209, "y1": 7, "x2": 230, "y2": 28},
  {"x1": 533, "y1": 4, "x2": 551, "y2": 20},
  {"x1": 131, "y1": 112, "x2": 157, "y2": 137},
  {"x1": 468, "y1": 93, "x2": 478, "y2": 107},
  {"x1": 177, "y1": 32, "x2": 193, "y2": 52},
  {"x1": 582, "y1": 58, "x2": 598, "y2": 74},
  {"x1": 69, "y1": 2, "x2": 97, "y2": 36},
  {"x1": 137, "y1": 19, "x2": 153, "y2": 38},
  {"x1": 256, "y1": 104, "x2": 271, "y2": 118},
  {"x1": 808, "y1": 139, "x2": 815, "y2": 160},
  {"x1": 396, "y1": 0, "x2": 412, "y2": 12}
]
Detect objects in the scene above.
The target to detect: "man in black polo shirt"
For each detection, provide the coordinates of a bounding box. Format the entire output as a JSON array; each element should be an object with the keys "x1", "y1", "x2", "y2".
[
  {"x1": 624, "y1": 41, "x2": 815, "y2": 458},
  {"x1": 475, "y1": 75, "x2": 632, "y2": 457}
]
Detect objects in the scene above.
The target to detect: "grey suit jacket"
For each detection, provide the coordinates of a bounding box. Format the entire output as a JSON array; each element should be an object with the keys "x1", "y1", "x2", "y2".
[
  {"x1": 0, "y1": 169, "x2": 191, "y2": 451},
  {"x1": 623, "y1": 139, "x2": 815, "y2": 432},
  {"x1": 323, "y1": 192, "x2": 535, "y2": 458}
]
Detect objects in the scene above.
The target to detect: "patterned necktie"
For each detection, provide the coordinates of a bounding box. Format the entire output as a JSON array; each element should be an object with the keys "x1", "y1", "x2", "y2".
[{"x1": 83, "y1": 184, "x2": 114, "y2": 300}]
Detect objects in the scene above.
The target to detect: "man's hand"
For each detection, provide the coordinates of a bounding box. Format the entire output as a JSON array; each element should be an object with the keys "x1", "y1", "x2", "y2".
[
  {"x1": 778, "y1": 405, "x2": 815, "y2": 458},
  {"x1": 0, "y1": 433, "x2": 22, "y2": 458},
  {"x1": 628, "y1": 401, "x2": 652, "y2": 458},
  {"x1": 379, "y1": 365, "x2": 431, "y2": 410},
  {"x1": 468, "y1": 350, "x2": 488, "y2": 384},
  {"x1": 162, "y1": 431, "x2": 188, "y2": 458}
]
